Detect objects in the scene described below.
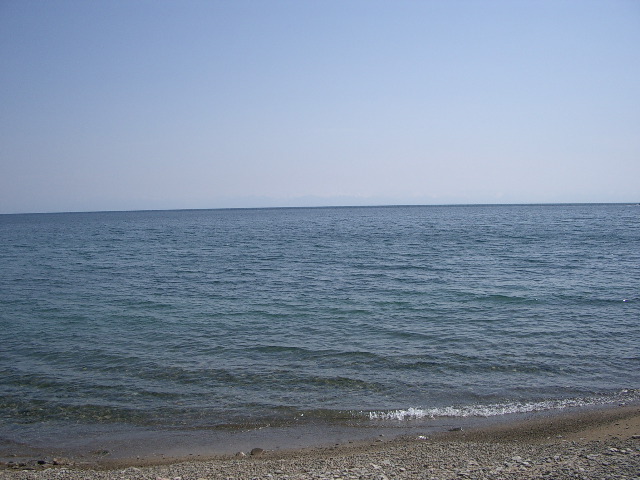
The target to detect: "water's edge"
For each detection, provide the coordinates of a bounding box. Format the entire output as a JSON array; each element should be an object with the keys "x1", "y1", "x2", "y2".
[{"x1": 2, "y1": 393, "x2": 638, "y2": 466}]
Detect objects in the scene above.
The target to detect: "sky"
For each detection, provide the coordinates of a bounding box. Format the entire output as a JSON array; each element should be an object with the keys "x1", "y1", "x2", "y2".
[{"x1": 1, "y1": 0, "x2": 639, "y2": 214}]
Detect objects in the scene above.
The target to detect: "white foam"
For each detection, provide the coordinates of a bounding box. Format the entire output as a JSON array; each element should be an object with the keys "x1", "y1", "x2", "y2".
[{"x1": 367, "y1": 391, "x2": 639, "y2": 421}]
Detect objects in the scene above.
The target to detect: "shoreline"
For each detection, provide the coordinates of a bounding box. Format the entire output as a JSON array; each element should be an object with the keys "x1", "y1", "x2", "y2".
[{"x1": 1, "y1": 404, "x2": 638, "y2": 479}]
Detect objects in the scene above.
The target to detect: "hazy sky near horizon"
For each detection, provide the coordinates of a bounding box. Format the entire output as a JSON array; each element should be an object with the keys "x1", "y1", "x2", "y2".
[{"x1": 1, "y1": 0, "x2": 639, "y2": 214}]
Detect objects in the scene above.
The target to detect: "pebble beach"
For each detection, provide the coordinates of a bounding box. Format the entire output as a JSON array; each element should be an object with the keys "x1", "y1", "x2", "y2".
[{"x1": 2, "y1": 405, "x2": 638, "y2": 480}]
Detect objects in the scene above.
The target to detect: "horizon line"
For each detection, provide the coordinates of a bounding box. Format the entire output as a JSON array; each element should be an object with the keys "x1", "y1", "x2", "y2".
[{"x1": 2, "y1": 201, "x2": 638, "y2": 216}]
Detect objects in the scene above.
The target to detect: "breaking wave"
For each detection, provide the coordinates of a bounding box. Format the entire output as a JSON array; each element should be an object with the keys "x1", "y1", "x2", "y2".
[{"x1": 367, "y1": 389, "x2": 640, "y2": 420}]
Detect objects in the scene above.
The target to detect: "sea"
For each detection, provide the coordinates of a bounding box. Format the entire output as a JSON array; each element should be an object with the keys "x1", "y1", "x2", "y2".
[{"x1": 1, "y1": 204, "x2": 639, "y2": 459}]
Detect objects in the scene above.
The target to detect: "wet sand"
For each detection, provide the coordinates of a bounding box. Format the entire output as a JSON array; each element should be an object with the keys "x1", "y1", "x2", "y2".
[{"x1": 1, "y1": 404, "x2": 638, "y2": 479}]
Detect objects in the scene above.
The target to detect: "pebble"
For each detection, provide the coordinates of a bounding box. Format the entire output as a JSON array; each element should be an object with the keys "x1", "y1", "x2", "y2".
[
  {"x1": 250, "y1": 447, "x2": 265, "y2": 456},
  {"x1": 1, "y1": 434, "x2": 638, "y2": 479}
]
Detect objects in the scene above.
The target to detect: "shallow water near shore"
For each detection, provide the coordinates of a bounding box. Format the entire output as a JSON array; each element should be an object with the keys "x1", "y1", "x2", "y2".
[
  {"x1": 3, "y1": 402, "x2": 638, "y2": 466},
  {"x1": 1, "y1": 204, "x2": 639, "y2": 459}
]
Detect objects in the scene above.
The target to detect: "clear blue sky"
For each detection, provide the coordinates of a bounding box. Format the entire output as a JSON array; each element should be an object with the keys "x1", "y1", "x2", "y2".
[{"x1": 1, "y1": 0, "x2": 639, "y2": 213}]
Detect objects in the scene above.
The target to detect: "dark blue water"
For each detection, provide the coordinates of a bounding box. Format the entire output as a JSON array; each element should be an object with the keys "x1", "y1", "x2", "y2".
[{"x1": 1, "y1": 204, "x2": 639, "y2": 454}]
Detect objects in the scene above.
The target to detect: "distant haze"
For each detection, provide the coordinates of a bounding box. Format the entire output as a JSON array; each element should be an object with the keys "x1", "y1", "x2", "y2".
[{"x1": 1, "y1": 0, "x2": 639, "y2": 214}]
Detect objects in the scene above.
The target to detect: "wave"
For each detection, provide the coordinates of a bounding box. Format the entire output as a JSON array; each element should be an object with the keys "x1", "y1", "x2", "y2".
[{"x1": 366, "y1": 389, "x2": 640, "y2": 420}]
